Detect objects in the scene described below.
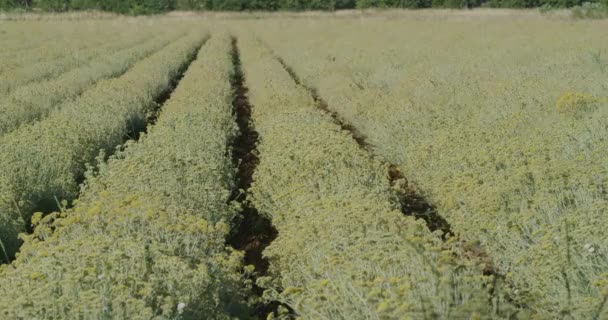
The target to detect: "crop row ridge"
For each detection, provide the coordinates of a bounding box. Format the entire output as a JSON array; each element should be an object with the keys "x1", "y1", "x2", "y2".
[{"x1": 21, "y1": 38, "x2": 208, "y2": 253}]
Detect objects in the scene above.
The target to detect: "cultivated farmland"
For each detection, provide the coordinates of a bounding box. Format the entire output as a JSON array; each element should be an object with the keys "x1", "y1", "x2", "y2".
[{"x1": 0, "y1": 11, "x2": 607, "y2": 320}]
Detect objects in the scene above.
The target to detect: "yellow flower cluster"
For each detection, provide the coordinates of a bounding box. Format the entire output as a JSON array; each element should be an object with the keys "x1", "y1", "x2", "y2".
[{"x1": 555, "y1": 91, "x2": 599, "y2": 116}]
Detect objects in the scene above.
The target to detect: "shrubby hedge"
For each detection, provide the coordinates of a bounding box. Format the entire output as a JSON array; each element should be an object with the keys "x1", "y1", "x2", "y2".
[
  {"x1": 1, "y1": 0, "x2": 175, "y2": 14},
  {"x1": 1, "y1": 0, "x2": 605, "y2": 12}
]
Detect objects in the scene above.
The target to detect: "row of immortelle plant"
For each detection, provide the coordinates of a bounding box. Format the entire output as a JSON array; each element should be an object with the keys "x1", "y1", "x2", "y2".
[
  {"x1": 236, "y1": 34, "x2": 518, "y2": 319},
  {"x1": 0, "y1": 33, "x2": 254, "y2": 318},
  {"x1": 254, "y1": 20, "x2": 608, "y2": 319},
  {"x1": 0, "y1": 32, "x2": 182, "y2": 134},
  {"x1": 0, "y1": 30, "x2": 188, "y2": 135},
  {"x1": 0, "y1": 22, "x2": 161, "y2": 95},
  {"x1": 0, "y1": 20, "x2": 133, "y2": 75},
  {"x1": 0, "y1": 31, "x2": 206, "y2": 259}
]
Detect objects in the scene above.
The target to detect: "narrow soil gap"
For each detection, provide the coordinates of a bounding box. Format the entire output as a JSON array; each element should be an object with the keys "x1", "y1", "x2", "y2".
[
  {"x1": 225, "y1": 37, "x2": 287, "y2": 319},
  {"x1": 387, "y1": 165, "x2": 453, "y2": 239},
  {"x1": 23, "y1": 39, "x2": 206, "y2": 240}
]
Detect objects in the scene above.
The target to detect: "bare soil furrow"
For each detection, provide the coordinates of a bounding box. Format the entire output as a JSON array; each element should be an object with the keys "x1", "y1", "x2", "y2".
[{"x1": 226, "y1": 37, "x2": 287, "y2": 319}]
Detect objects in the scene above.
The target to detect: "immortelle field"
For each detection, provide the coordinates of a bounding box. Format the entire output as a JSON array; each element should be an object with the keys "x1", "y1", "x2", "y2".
[{"x1": 0, "y1": 10, "x2": 607, "y2": 320}]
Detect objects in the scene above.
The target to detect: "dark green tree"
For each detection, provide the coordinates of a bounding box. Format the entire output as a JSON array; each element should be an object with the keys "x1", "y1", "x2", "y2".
[
  {"x1": 33, "y1": 0, "x2": 70, "y2": 11},
  {"x1": 335, "y1": 0, "x2": 355, "y2": 8}
]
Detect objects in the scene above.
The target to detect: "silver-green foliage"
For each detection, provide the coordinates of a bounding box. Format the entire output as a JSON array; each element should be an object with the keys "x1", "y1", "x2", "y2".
[
  {"x1": 0, "y1": 32, "x2": 181, "y2": 135},
  {"x1": 0, "y1": 33, "x2": 251, "y2": 319},
  {"x1": 0, "y1": 24, "x2": 155, "y2": 95},
  {"x1": 0, "y1": 21, "x2": 128, "y2": 74},
  {"x1": 0, "y1": 32, "x2": 206, "y2": 258},
  {"x1": 238, "y1": 34, "x2": 513, "y2": 319},
  {"x1": 254, "y1": 18, "x2": 608, "y2": 319}
]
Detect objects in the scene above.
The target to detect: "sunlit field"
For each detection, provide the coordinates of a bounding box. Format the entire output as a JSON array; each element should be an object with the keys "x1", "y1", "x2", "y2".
[{"x1": 0, "y1": 10, "x2": 607, "y2": 319}]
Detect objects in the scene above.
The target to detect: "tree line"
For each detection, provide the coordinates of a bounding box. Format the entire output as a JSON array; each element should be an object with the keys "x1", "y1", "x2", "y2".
[{"x1": 0, "y1": 0, "x2": 605, "y2": 14}]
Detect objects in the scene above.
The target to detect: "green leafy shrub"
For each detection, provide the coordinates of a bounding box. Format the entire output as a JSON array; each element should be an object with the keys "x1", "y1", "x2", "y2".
[
  {"x1": 32, "y1": 0, "x2": 69, "y2": 11},
  {"x1": 356, "y1": 0, "x2": 432, "y2": 8},
  {"x1": 0, "y1": 0, "x2": 19, "y2": 9},
  {"x1": 3, "y1": 0, "x2": 606, "y2": 11},
  {"x1": 572, "y1": 1, "x2": 608, "y2": 18},
  {"x1": 336, "y1": 0, "x2": 356, "y2": 8}
]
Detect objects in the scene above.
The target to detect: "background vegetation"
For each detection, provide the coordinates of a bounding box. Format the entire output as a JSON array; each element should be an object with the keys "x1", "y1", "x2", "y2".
[{"x1": 1, "y1": 0, "x2": 607, "y2": 13}]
